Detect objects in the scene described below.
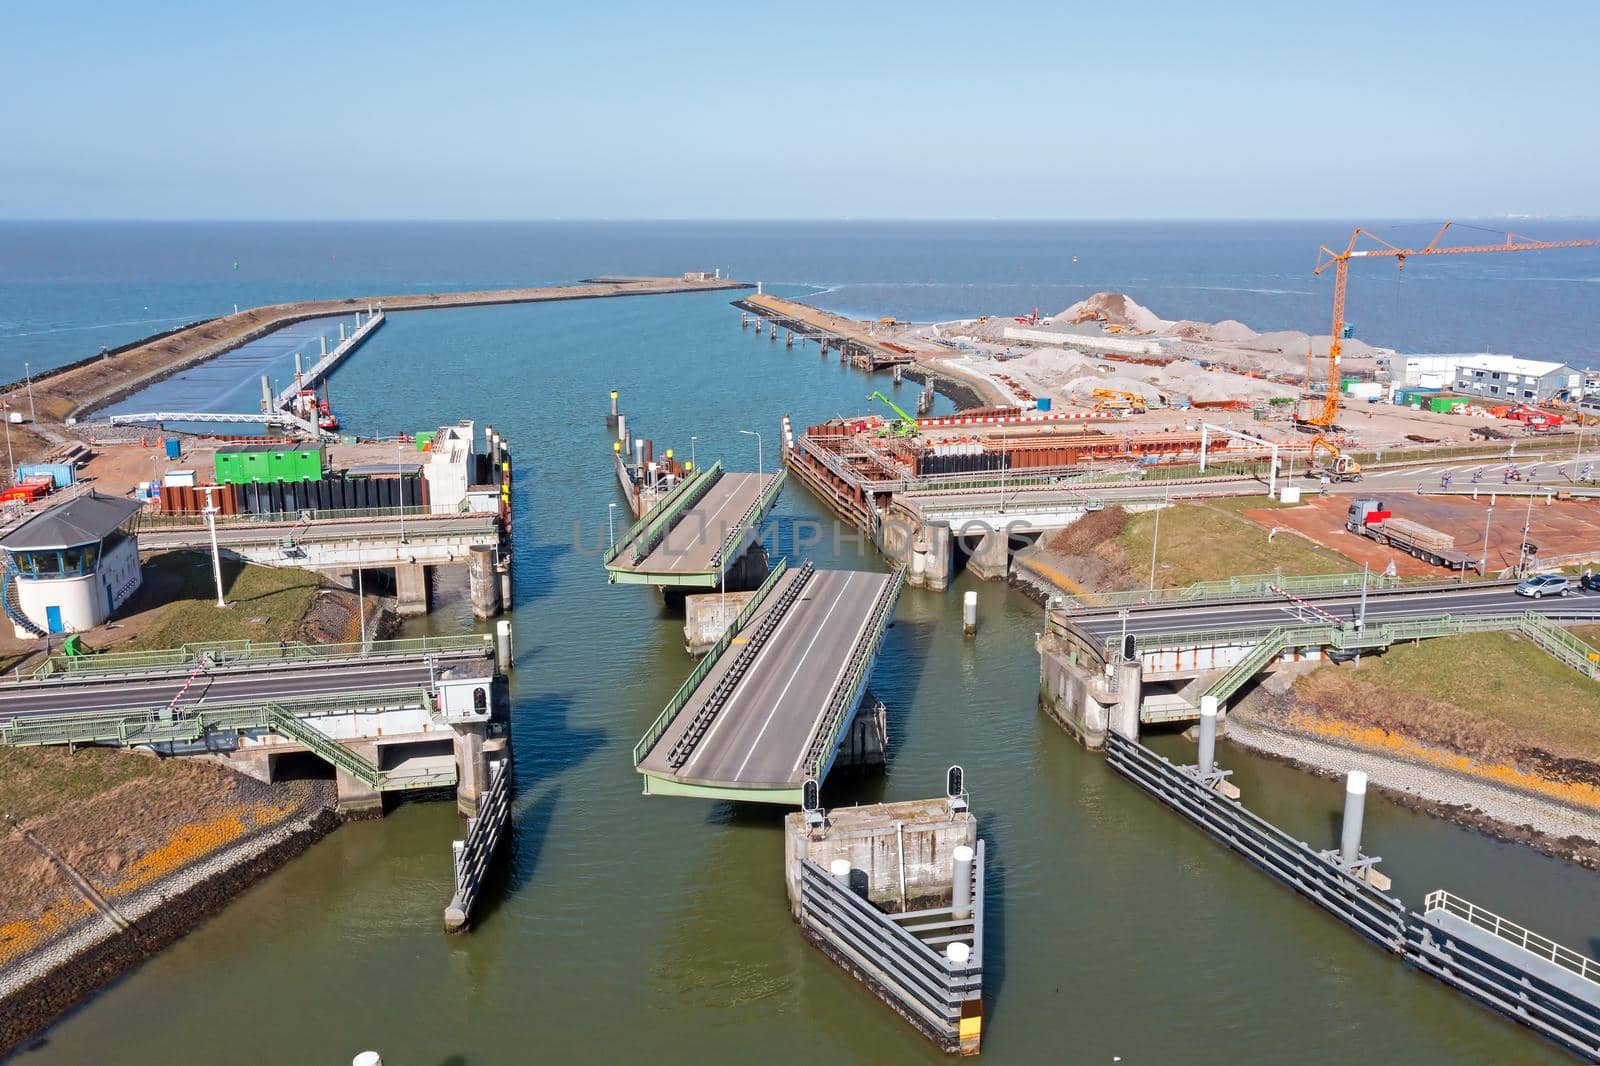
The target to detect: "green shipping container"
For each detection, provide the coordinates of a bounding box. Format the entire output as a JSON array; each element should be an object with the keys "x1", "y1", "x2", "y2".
[
  {"x1": 1428, "y1": 396, "x2": 1472, "y2": 414},
  {"x1": 213, "y1": 444, "x2": 326, "y2": 485},
  {"x1": 415, "y1": 431, "x2": 437, "y2": 451}
]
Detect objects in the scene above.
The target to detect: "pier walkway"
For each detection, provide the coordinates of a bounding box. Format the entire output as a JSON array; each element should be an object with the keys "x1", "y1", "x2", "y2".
[
  {"x1": 605, "y1": 461, "x2": 784, "y2": 588},
  {"x1": 634, "y1": 561, "x2": 904, "y2": 804}
]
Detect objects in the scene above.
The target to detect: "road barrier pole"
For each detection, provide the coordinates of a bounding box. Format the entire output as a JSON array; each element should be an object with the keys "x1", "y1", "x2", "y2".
[
  {"x1": 1340, "y1": 770, "x2": 1367, "y2": 866},
  {"x1": 1198, "y1": 696, "x2": 1218, "y2": 777}
]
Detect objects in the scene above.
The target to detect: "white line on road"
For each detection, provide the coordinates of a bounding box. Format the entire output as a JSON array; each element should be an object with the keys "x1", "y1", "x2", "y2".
[{"x1": 731, "y1": 573, "x2": 859, "y2": 782}]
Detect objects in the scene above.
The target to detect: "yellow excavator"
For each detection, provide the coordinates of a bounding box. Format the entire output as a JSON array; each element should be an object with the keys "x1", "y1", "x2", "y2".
[
  {"x1": 1308, "y1": 435, "x2": 1362, "y2": 482},
  {"x1": 1091, "y1": 388, "x2": 1148, "y2": 415},
  {"x1": 868, "y1": 391, "x2": 919, "y2": 437}
]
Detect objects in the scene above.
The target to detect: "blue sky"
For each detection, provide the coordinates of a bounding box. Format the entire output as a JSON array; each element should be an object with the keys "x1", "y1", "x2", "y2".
[{"x1": 3, "y1": 1, "x2": 1596, "y2": 220}]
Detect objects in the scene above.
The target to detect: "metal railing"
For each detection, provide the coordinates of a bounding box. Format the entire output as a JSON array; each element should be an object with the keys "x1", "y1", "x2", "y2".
[
  {"x1": 606, "y1": 461, "x2": 722, "y2": 566},
  {"x1": 804, "y1": 567, "x2": 907, "y2": 780},
  {"x1": 0, "y1": 686, "x2": 431, "y2": 749},
  {"x1": 138, "y1": 504, "x2": 440, "y2": 529},
  {"x1": 1424, "y1": 890, "x2": 1600, "y2": 986},
  {"x1": 710, "y1": 469, "x2": 786, "y2": 570},
  {"x1": 22, "y1": 633, "x2": 492, "y2": 681},
  {"x1": 631, "y1": 558, "x2": 791, "y2": 766},
  {"x1": 1052, "y1": 570, "x2": 1407, "y2": 613},
  {"x1": 446, "y1": 757, "x2": 512, "y2": 931}
]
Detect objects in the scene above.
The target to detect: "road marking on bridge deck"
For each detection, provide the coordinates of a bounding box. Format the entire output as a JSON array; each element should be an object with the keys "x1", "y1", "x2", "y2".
[
  {"x1": 731, "y1": 573, "x2": 861, "y2": 782},
  {"x1": 681, "y1": 570, "x2": 818, "y2": 775}
]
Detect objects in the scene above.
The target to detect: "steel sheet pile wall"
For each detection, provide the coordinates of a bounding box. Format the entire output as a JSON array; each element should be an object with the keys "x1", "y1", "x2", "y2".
[{"x1": 239, "y1": 475, "x2": 427, "y2": 516}]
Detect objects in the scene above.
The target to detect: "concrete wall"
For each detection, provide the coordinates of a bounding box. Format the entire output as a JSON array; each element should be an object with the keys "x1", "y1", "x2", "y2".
[
  {"x1": 784, "y1": 799, "x2": 977, "y2": 918},
  {"x1": 1037, "y1": 636, "x2": 1113, "y2": 749}
]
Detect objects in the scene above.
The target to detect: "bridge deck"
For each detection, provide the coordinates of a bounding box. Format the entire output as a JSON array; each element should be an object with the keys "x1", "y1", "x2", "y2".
[
  {"x1": 608, "y1": 470, "x2": 780, "y2": 584},
  {"x1": 638, "y1": 567, "x2": 894, "y2": 801},
  {"x1": 2, "y1": 654, "x2": 488, "y2": 719}
]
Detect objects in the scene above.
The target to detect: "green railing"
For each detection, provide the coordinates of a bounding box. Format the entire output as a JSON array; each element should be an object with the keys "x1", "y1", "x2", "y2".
[
  {"x1": 805, "y1": 566, "x2": 906, "y2": 781},
  {"x1": 266, "y1": 705, "x2": 384, "y2": 787},
  {"x1": 138, "y1": 504, "x2": 440, "y2": 529},
  {"x1": 0, "y1": 686, "x2": 430, "y2": 749},
  {"x1": 631, "y1": 558, "x2": 790, "y2": 766},
  {"x1": 605, "y1": 461, "x2": 722, "y2": 566},
  {"x1": 1517, "y1": 613, "x2": 1600, "y2": 677},
  {"x1": 24, "y1": 633, "x2": 493, "y2": 681},
  {"x1": 712, "y1": 469, "x2": 786, "y2": 569}
]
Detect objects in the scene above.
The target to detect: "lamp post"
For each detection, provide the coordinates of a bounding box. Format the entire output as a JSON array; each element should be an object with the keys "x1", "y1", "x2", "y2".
[
  {"x1": 690, "y1": 435, "x2": 697, "y2": 470},
  {"x1": 1148, "y1": 492, "x2": 1168, "y2": 591},
  {"x1": 23, "y1": 363, "x2": 35, "y2": 424},
  {"x1": 357, "y1": 565, "x2": 367, "y2": 647},
  {"x1": 608, "y1": 502, "x2": 618, "y2": 550},
  {"x1": 2, "y1": 404, "x2": 13, "y2": 483},
  {"x1": 739, "y1": 429, "x2": 763, "y2": 478},
  {"x1": 202, "y1": 486, "x2": 227, "y2": 608},
  {"x1": 1479, "y1": 497, "x2": 1495, "y2": 577},
  {"x1": 397, "y1": 440, "x2": 408, "y2": 544}
]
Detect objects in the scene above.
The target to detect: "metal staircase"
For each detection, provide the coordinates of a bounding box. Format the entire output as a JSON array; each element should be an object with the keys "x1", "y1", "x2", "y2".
[
  {"x1": 266, "y1": 705, "x2": 382, "y2": 788},
  {"x1": 1, "y1": 560, "x2": 46, "y2": 638}
]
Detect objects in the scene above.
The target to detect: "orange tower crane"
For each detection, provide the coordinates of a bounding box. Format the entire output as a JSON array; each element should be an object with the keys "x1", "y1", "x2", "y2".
[{"x1": 1306, "y1": 222, "x2": 1600, "y2": 428}]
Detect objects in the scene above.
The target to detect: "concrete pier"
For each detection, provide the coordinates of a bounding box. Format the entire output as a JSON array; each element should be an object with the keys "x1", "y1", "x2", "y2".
[
  {"x1": 469, "y1": 545, "x2": 502, "y2": 619},
  {"x1": 394, "y1": 561, "x2": 430, "y2": 615}
]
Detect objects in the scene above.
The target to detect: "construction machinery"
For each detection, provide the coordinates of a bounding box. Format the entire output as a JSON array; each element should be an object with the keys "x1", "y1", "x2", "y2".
[
  {"x1": 1306, "y1": 222, "x2": 1600, "y2": 429},
  {"x1": 1308, "y1": 435, "x2": 1362, "y2": 482},
  {"x1": 867, "y1": 391, "x2": 918, "y2": 437},
  {"x1": 1091, "y1": 388, "x2": 1148, "y2": 414}
]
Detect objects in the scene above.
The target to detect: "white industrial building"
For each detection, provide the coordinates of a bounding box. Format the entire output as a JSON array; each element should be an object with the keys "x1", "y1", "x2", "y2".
[
  {"x1": 1, "y1": 492, "x2": 144, "y2": 637},
  {"x1": 1452, "y1": 356, "x2": 1581, "y2": 404}
]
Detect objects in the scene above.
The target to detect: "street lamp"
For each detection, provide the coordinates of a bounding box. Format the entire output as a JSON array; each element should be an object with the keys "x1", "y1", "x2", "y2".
[
  {"x1": 739, "y1": 429, "x2": 763, "y2": 478},
  {"x1": 396, "y1": 439, "x2": 408, "y2": 544},
  {"x1": 690, "y1": 435, "x2": 697, "y2": 470},
  {"x1": 2, "y1": 403, "x2": 13, "y2": 483},
  {"x1": 608, "y1": 502, "x2": 618, "y2": 549},
  {"x1": 202, "y1": 486, "x2": 227, "y2": 608},
  {"x1": 23, "y1": 362, "x2": 35, "y2": 424}
]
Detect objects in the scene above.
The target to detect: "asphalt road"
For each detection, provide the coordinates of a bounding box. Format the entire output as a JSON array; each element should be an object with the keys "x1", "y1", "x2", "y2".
[
  {"x1": 1067, "y1": 584, "x2": 1600, "y2": 642},
  {"x1": 641, "y1": 568, "x2": 889, "y2": 788},
  {"x1": 618, "y1": 472, "x2": 775, "y2": 575},
  {"x1": 0, "y1": 656, "x2": 478, "y2": 718}
]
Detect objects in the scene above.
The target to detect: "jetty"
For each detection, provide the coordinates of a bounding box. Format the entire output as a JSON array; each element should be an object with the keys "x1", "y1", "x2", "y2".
[{"x1": 5, "y1": 274, "x2": 750, "y2": 425}]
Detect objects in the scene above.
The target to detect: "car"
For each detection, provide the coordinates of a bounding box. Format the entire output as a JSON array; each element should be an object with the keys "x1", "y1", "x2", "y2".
[
  {"x1": 1581, "y1": 572, "x2": 1600, "y2": 593},
  {"x1": 1515, "y1": 574, "x2": 1571, "y2": 599}
]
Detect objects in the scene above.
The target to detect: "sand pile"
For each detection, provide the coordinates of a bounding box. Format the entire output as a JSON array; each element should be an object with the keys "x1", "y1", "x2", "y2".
[{"x1": 1057, "y1": 293, "x2": 1168, "y2": 332}]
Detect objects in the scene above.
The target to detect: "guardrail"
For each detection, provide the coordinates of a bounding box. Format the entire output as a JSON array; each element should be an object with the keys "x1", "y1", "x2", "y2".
[
  {"x1": 631, "y1": 558, "x2": 792, "y2": 766},
  {"x1": 1052, "y1": 570, "x2": 1409, "y2": 613},
  {"x1": 608, "y1": 461, "x2": 722, "y2": 566},
  {"x1": 804, "y1": 567, "x2": 907, "y2": 781},
  {"x1": 23, "y1": 633, "x2": 493, "y2": 681},
  {"x1": 138, "y1": 504, "x2": 442, "y2": 529},
  {"x1": 710, "y1": 469, "x2": 786, "y2": 570},
  {"x1": 0, "y1": 686, "x2": 431, "y2": 749},
  {"x1": 445, "y1": 757, "x2": 511, "y2": 931}
]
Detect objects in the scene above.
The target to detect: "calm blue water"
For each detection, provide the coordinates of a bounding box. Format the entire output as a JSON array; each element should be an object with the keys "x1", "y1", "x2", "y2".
[
  {"x1": 4, "y1": 221, "x2": 1598, "y2": 389},
  {"x1": 6, "y1": 225, "x2": 1595, "y2": 1064}
]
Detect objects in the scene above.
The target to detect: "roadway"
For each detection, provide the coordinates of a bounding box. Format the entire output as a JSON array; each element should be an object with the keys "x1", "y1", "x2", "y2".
[
  {"x1": 1066, "y1": 584, "x2": 1600, "y2": 643},
  {"x1": 1, "y1": 654, "x2": 487, "y2": 718},
  {"x1": 609, "y1": 471, "x2": 779, "y2": 580},
  {"x1": 639, "y1": 567, "x2": 891, "y2": 791}
]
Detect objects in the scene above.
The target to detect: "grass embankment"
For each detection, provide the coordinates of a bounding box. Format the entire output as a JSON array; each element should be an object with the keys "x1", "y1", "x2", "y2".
[
  {"x1": 1113, "y1": 498, "x2": 1351, "y2": 587},
  {"x1": 113, "y1": 551, "x2": 321, "y2": 652},
  {"x1": 1290, "y1": 632, "x2": 1600, "y2": 778}
]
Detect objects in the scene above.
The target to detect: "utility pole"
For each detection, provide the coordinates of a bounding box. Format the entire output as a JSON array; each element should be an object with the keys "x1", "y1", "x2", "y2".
[{"x1": 202, "y1": 486, "x2": 227, "y2": 608}]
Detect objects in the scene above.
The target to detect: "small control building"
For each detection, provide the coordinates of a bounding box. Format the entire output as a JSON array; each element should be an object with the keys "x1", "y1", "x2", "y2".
[{"x1": 1, "y1": 492, "x2": 145, "y2": 637}]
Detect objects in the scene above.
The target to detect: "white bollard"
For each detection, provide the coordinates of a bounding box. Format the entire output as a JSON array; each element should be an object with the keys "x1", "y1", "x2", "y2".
[
  {"x1": 951, "y1": 844, "x2": 974, "y2": 919},
  {"x1": 1340, "y1": 770, "x2": 1368, "y2": 866},
  {"x1": 962, "y1": 590, "x2": 978, "y2": 636},
  {"x1": 946, "y1": 941, "x2": 971, "y2": 967},
  {"x1": 1198, "y1": 696, "x2": 1218, "y2": 777},
  {"x1": 495, "y1": 619, "x2": 513, "y2": 670},
  {"x1": 830, "y1": 858, "x2": 852, "y2": 889},
  {"x1": 353, "y1": 1054, "x2": 383, "y2": 1066}
]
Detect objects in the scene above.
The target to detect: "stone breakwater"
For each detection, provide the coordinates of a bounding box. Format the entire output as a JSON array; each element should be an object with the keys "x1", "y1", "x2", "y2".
[{"x1": 0, "y1": 798, "x2": 339, "y2": 1057}]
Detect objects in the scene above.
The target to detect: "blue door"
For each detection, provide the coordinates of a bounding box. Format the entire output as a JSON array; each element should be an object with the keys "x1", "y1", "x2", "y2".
[{"x1": 45, "y1": 605, "x2": 64, "y2": 634}]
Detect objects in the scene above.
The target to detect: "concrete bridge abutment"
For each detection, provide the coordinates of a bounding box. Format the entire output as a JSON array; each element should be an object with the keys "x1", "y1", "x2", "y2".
[{"x1": 395, "y1": 562, "x2": 430, "y2": 615}]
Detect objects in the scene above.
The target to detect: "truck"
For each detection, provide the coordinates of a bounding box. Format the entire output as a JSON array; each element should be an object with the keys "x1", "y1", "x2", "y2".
[{"x1": 1346, "y1": 499, "x2": 1480, "y2": 572}]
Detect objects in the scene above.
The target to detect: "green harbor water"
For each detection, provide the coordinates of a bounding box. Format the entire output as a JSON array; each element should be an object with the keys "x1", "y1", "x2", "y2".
[{"x1": 17, "y1": 290, "x2": 1597, "y2": 1064}]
